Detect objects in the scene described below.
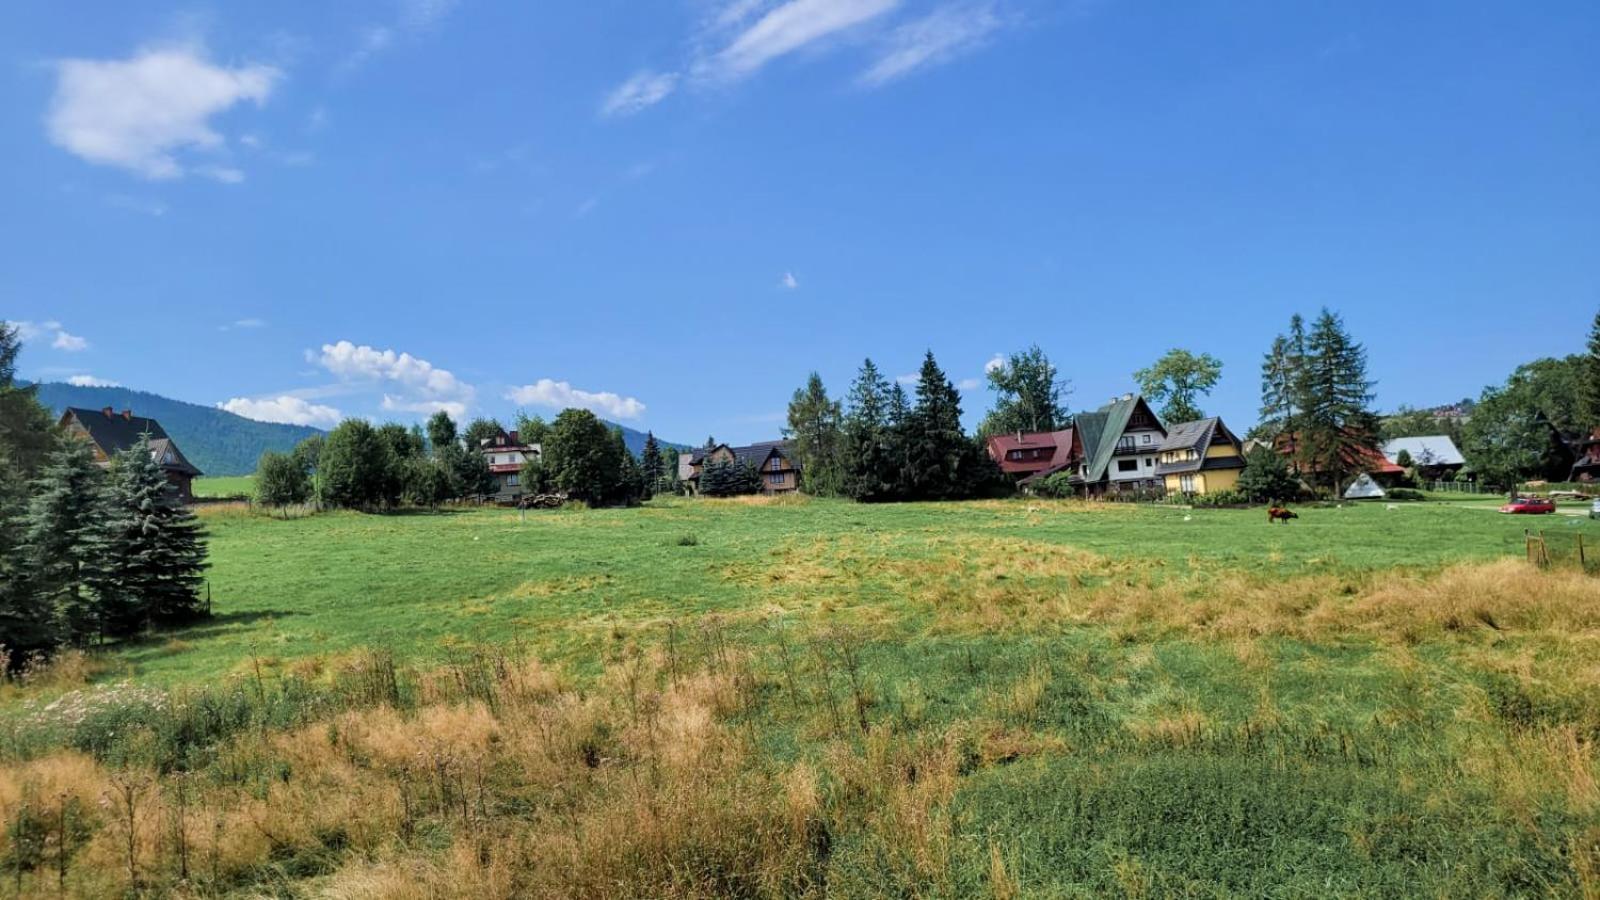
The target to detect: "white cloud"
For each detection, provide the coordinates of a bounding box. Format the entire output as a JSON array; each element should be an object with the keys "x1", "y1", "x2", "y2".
[
  {"x1": 315, "y1": 340, "x2": 472, "y2": 402},
  {"x1": 601, "y1": 70, "x2": 679, "y2": 118},
  {"x1": 220, "y1": 317, "x2": 265, "y2": 331},
  {"x1": 781, "y1": 271, "x2": 799, "y2": 289},
  {"x1": 506, "y1": 379, "x2": 646, "y2": 420},
  {"x1": 984, "y1": 353, "x2": 1005, "y2": 373},
  {"x1": 196, "y1": 165, "x2": 245, "y2": 184},
  {"x1": 47, "y1": 46, "x2": 279, "y2": 179},
  {"x1": 67, "y1": 374, "x2": 120, "y2": 387},
  {"x1": 956, "y1": 378, "x2": 981, "y2": 391},
  {"x1": 380, "y1": 395, "x2": 467, "y2": 419},
  {"x1": 220, "y1": 395, "x2": 342, "y2": 427},
  {"x1": 896, "y1": 373, "x2": 917, "y2": 385},
  {"x1": 707, "y1": 0, "x2": 900, "y2": 81},
  {"x1": 859, "y1": 1, "x2": 1007, "y2": 87},
  {"x1": 5, "y1": 321, "x2": 43, "y2": 341},
  {"x1": 52, "y1": 330, "x2": 88, "y2": 352}
]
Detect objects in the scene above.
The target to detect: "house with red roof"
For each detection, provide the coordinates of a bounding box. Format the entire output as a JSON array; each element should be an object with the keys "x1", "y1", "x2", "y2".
[{"x1": 985, "y1": 428, "x2": 1082, "y2": 488}]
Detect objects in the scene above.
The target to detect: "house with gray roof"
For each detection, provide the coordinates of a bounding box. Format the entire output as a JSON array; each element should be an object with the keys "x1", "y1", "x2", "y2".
[
  {"x1": 1380, "y1": 435, "x2": 1466, "y2": 481},
  {"x1": 60, "y1": 406, "x2": 202, "y2": 501},
  {"x1": 1156, "y1": 417, "x2": 1247, "y2": 496},
  {"x1": 682, "y1": 440, "x2": 800, "y2": 494}
]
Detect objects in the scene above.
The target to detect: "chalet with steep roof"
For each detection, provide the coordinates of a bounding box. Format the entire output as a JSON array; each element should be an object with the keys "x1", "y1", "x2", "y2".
[
  {"x1": 59, "y1": 406, "x2": 202, "y2": 501},
  {"x1": 1068, "y1": 394, "x2": 1166, "y2": 496},
  {"x1": 1380, "y1": 435, "x2": 1466, "y2": 482},
  {"x1": 1157, "y1": 417, "x2": 1246, "y2": 495},
  {"x1": 478, "y1": 428, "x2": 541, "y2": 502},
  {"x1": 683, "y1": 441, "x2": 800, "y2": 494}
]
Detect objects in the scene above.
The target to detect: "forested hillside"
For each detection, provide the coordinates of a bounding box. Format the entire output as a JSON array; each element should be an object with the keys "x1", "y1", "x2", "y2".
[{"x1": 35, "y1": 382, "x2": 321, "y2": 476}]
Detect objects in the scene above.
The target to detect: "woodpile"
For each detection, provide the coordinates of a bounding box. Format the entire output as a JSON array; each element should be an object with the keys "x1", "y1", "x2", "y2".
[{"x1": 520, "y1": 492, "x2": 569, "y2": 509}]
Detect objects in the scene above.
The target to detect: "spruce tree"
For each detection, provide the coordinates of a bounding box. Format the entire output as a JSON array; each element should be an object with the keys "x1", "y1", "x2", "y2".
[
  {"x1": 0, "y1": 444, "x2": 56, "y2": 657},
  {"x1": 1296, "y1": 308, "x2": 1378, "y2": 493},
  {"x1": 842, "y1": 359, "x2": 896, "y2": 502},
  {"x1": 23, "y1": 438, "x2": 114, "y2": 645},
  {"x1": 640, "y1": 432, "x2": 662, "y2": 499},
  {"x1": 786, "y1": 372, "x2": 844, "y2": 496},
  {"x1": 904, "y1": 352, "x2": 967, "y2": 500},
  {"x1": 1584, "y1": 308, "x2": 1600, "y2": 430},
  {"x1": 0, "y1": 322, "x2": 57, "y2": 477},
  {"x1": 103, "y1": 437, "x2": 209, "y2": 634}
]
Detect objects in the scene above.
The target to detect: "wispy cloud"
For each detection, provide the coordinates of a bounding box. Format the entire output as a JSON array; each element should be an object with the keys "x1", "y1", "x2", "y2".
[
  {"x1": 340, "y1": 0, "x2": 461, "y2": 73},
  {"x1": 859, "y1": 1, "x2": 1009, "y2": 87},
  {"x1": 601, "y1": 70, "x2": 679, "y2": 118},
  {"x1": 380, "y1": 395, "x2": 467, "y2": 419},
  {"x1": 219, "y1": 317, "x2": 265, "y2": 331},
  {"x1": 104, "y1": 194, "x2": 169, "y2": 216},
  {"x1": 47, "y1": 45, "x2": 279, "y2": 180},
  {"x1": 956, "y1": 377, "x2": 981, "y2": 391},
  {"x1": 506, "y1": 379, "x2": 646, "y2": 420},
  {"x1": 702, "y1": 0, "x2": 901, "y2": 82},
  {"x1": 52, "y1": 330, "x2": 88, "y2": 352},
  {"x1": 220, "y1": 395, "x2": 342, "y2": 427},
  {"x1": 781, "y1": 271, "x2": 799, "y2": 289},
  {"x1": 67, "y1": 374, "x2": 120, "y2": 387},
  {"x1": 984, "y1": 352, "x2": 1005, "y2": 373}
]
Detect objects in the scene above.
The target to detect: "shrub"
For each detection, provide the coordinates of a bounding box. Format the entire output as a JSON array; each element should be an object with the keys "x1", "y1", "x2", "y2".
[
  {"x1": 1188, "y1": 489, "x2": 1250, "y2": 508},
  {"x1": 1386, "y1": 488, "x2": 1425, "y2": 502}
]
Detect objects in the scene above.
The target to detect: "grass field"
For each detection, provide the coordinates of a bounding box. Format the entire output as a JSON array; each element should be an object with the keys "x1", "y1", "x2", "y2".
[
  {"x1": 190, "y1": 474, "x2": 254, "y2": 499},
  {"x1": 4, "y1": 497, "x2": 1600, "y2": 896}
]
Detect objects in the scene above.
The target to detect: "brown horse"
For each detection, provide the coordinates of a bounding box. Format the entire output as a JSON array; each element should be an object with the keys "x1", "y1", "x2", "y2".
[{"x1": 1267, "y1": 507, "x2": 1298, "y2": 524}]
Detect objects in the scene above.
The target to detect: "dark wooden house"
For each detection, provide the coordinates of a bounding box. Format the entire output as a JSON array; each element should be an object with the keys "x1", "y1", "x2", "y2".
[{"x1": 59, "y1": 407, "x2": 202, "y2": 501}]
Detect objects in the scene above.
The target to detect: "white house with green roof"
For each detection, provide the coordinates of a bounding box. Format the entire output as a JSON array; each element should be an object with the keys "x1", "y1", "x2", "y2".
[{"x1": 1067, "y1": 394, "x2": 1166, "y2": 496}]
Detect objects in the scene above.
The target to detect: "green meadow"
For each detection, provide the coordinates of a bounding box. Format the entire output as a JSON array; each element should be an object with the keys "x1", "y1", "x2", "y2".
[{"x1": 5, "y1": 497, "x2": 1600, "y2": 897}]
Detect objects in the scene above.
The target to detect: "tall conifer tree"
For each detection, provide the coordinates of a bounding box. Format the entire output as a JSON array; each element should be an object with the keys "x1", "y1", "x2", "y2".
[
  {"x1": 1584, "y1": 308, "x2": 1600, "y2": 430},
  {"x1": 786, "y1": 372, "x2": 844, "y2": 496},
  {"x1": 1296, "y1": 308, "x2": 1379, "y2": 492},
  {"x1": 640, "y1": 432, "x2": 662, "y2": 499},
  {"x1": 904, "y1": 352, "x2": 966, "y2": 500},
  {"x1": 103, "y1": 437, "x2": 210, "y2": 633},
  {"x1": 23, "y1": 438, "x2": 114, "y2": 644}
]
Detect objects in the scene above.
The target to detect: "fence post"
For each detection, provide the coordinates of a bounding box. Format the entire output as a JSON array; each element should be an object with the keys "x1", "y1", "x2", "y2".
[{"x1": 1580, "y1": 533, "x2": 1587, "y2": 570}]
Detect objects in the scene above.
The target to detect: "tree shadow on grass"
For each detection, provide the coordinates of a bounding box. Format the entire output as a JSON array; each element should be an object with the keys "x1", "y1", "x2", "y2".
[{"x1": 110, "y1": 610, "x2": 307, "y2": 660}]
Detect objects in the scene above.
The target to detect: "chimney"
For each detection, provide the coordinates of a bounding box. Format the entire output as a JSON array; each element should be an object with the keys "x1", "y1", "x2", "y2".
[
  {"x1": 102, "y1": 406, "x2": 114, "y2": 418},
  {"x1": 122, "y1": 409, "x2": 133, "y2": 421}
]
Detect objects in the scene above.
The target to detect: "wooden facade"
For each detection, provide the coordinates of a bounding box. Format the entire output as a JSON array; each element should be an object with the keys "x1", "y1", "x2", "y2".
[{"x1": 59, "y1": 407, "x2": 202, "y2": 501}]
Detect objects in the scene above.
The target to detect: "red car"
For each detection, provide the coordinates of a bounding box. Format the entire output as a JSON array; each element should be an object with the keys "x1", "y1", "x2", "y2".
[{"x1": 1499, "y1": 496, "x2": 1556, "y2": 514}]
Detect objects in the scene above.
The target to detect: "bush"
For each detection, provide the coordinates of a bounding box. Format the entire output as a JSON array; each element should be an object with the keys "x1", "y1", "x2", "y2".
[
  {"x1": 1189, "y1": 489, "x2": 1251, "y2": 508},
  {"x1": 1385, "y1": 488, "x2": 1425, "y2": 501}
]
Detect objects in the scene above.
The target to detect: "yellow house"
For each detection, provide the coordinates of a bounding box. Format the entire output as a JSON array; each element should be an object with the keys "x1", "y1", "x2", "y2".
[{"x1": 1156, "y1": 417, "x2": 1246, "y2": 495}]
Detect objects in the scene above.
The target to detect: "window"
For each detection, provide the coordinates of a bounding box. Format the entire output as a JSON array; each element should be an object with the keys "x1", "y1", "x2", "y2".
[
  {"x1": 1116, "y1": 436, "x2": 1136, "y2": 451},
  {"x1": 770, "y1": 473, "x2": 785, "y2": 485},
  {"x1": 1180, "y1": 474, "x2": 1196, "y2": 492},
  {"x1": 1142, "y1": 434, "x2": 1151, "y2": 443},
  {"x1": 1117, "y1": 459, "x2": 1138, "y2": 473},
  {"x1": 771, "y1": 457, "x2": 784, "y2": 471},
  {"x1": 1144, "y1": 457, "x2": 1153, "y2": 467},
  {"x1": 507, "y1": 474, "x2": 519, "y2": 486}
]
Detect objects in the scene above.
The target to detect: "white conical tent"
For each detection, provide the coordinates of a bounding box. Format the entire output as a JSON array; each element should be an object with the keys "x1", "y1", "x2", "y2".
[{"x1": 1343, "y1": 473, "x2": 1386, "y2": 500}]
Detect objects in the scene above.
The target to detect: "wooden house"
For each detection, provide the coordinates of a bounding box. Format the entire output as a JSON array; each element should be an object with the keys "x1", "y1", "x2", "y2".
[
  {"x1": 1156, "y1": 417, "x2": 1246, "y2": 495},
  {"x1": 683, "y1": 441, "x2": 801, "y2": 494},
  {"x1": 59, "y1": 407, "x2": 202, "y2": 501}
]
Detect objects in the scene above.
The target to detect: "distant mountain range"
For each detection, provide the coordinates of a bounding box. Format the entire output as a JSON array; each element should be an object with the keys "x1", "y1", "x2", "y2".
[{"x1": 34, "y1": 381, "x2": 686, "y2": 477}]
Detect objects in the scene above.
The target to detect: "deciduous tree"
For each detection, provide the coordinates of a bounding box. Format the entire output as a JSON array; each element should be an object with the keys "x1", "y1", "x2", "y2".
[
  {"x1": 1135, "y1": 348, "x2": 1222, "y2": 425},
  {"x1": 980, "y1": 345, "x2": 1068, "y2": 437},
  {"x1": 785, "y1": 372, "x2": 844, "y2": 496},
  {"x1": 255, "y1": 451, "x2": 311, "y2": 508}
]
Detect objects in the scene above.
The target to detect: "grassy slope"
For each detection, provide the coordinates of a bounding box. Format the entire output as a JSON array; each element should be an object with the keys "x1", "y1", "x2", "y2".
[
  {"x1": 7, "y1": 498, "x2": 1600, "y2": 896},
  {"x1": 190, "y1": 474, "x2": 254, "y2": 498},
  {"x1": 121, "y1": 497, "x2": 1573, "y2": 684}
]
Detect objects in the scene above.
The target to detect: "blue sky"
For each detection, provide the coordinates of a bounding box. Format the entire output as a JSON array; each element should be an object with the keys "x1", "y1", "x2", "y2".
[{"x1": 3, "y1": 1, "x2": 1596, "y2": 444}]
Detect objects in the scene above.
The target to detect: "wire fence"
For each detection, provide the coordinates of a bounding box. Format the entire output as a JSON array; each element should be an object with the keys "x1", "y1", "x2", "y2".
[
  {"x1": 1428, "y1": 481, "x2": 1485, "y2": 494},
  {"x1": 1525, "y1": 530, "x2": 1596, "y2": 574}
]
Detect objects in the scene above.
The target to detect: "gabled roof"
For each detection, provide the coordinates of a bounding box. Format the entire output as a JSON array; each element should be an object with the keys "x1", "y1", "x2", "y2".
[
  {"x1": 987, "y1": 428, "x2": 1077, "y2": 476},
  {"x1": 64, "y1": 407, "x2": 202, "y2": 476},
  {"x1": 687, "y1": 440, "x2": 796, "y2": 473},
  {"x1": 1155, "y1": 417, "x2": 1244, "y2": 476},
  {"x1": 1381, "y1": 435, "x2": 1465, "y2": 468},
  {"x1": 1079, "y1": 395, "x2": 1164, "y2": 484}
]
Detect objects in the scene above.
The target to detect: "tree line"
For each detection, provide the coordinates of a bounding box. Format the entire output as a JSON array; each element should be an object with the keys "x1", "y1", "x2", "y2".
[
  {"x1": 255, "y1": 407, "x2": 680, "y2": 511},
  {"x1": 1, "y1": 324, "x2": 208, "y2": 660},
  {"x1": 783, "y1": 351, "x2": 1008, "y2": 501}
]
